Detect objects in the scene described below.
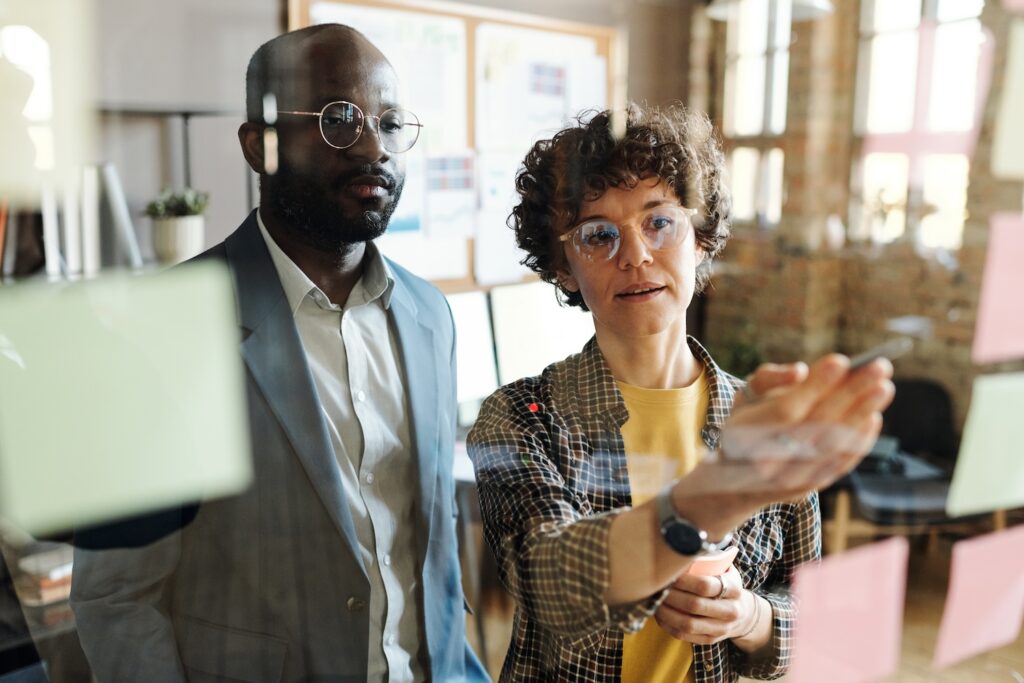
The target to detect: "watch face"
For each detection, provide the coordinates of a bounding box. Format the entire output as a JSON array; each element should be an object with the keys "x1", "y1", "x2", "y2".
[{"x1": 662, "y1": 520, "x2": 704, "y2": 556}]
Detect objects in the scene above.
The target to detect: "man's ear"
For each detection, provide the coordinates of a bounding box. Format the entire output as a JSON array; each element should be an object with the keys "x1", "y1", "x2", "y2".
[{"x1": 238, "y1": 122, "x2": 266, "y2": 174}]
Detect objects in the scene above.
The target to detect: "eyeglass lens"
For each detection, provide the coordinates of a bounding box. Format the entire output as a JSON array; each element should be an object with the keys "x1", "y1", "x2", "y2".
[
  {"x1": 320, "y1": 101, "x2": 420, "y2": 153},
  {"x1": 573, "y1": 208, "x2": 691, "y2": 260}
]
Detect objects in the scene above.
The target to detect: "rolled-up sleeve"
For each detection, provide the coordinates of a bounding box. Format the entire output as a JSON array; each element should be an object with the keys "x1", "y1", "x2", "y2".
[{"x1": 468, "y1": 387, "x2": 661, "y2": 644}]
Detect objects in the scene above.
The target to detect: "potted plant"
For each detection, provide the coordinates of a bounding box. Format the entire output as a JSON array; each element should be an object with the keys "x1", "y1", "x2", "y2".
[{"x1": 145, "y1": 188, "x2": 210, "y2": 264}]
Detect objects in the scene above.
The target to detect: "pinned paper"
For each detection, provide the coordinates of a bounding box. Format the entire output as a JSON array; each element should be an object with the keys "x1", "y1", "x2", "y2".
[
  {"x1": 973, "y1": 213, "x2": 1024, "y2": 365},
  {"x1": 0, "y1": 262, "x2": 252, "y2": 534},
  {"x1": 992, "y1": 20, "x2": 1024, "y2": 179},
  {"x1": 789, "y1": 537, "x2": 909, "y2": 683},
  {"x1": 947, "y1": 372, "x2": 1024, "y2": 517},
  {"x1": 934, "y1": 525, "x2": 1024, "y2": 669}
]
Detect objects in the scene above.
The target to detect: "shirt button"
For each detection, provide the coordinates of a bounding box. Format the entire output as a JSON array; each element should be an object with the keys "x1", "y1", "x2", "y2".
[
  {"x1": 356, "y1": 390, "x2": 366, "y2": 402},
  {"x1": 386, "y1": 635, "x2": 396, "y2": 646},
  {"x1": 383, "y1": 554, "x2": 392, "y2": 566},
  {"x1": 703, "y1": 662, "x2": 713, "y2": 672},
  {"x1": 364, "y1": 472, "x2": 375, "y2": 484},
  {"x1": 346, "y1": 597, "x2": 366, "y2": 612}
]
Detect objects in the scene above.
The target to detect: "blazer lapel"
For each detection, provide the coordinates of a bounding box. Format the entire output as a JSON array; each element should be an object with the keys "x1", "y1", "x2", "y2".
[
  {"x1": 225, "y1": 212, "x2": 367, "y2": 578},
  {"x1": 388, "y1": 279, "x2": 439, "y2": 550}
]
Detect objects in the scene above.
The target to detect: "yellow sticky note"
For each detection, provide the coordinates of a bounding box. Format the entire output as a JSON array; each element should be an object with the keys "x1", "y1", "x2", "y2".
[
  {"x1": 946, "y1": 372, "x2": 1024, "y2": 517},
  {"x1": 0, "y1": 262, "x2": 252, "y2": 535}
]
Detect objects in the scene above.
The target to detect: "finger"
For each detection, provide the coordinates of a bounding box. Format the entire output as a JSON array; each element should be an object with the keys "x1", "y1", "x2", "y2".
[
  {"x1": 809, "y1": 380, "x2": 893, "y2": 458},
  {"x1": 729, "y1": 355, "x2": 850, "y2": 435},
  {"x1": 738, "y1": 362, "x2": 809, "y2": 406},
  {"x1": 656, "y1": 608, "x2": 732, "y2": 642},
  {"x1": 803, "y1": 360, "x2": 894, "y2": 425},
  {"x1": 671, "y1": 573, "x2": 721, "y2": 599},
  {"x1": 804, "y1": 413, "x2": 884, "y2": 490}
]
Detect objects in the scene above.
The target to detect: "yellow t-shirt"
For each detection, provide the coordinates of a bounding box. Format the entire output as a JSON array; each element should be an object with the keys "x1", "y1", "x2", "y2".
[{"x1": 618, "y1": 372, "x2": 709, "y2": 683}]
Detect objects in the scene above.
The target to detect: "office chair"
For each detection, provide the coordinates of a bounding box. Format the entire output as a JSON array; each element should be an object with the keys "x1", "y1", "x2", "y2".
[{"x1": 823, "y1": 379, "x2": 1007, "y2": 554}]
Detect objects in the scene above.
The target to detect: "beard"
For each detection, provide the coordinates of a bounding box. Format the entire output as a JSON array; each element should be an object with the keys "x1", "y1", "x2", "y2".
[{"x1": 261, "y1": 162, "x2": 405, "y2": 254}]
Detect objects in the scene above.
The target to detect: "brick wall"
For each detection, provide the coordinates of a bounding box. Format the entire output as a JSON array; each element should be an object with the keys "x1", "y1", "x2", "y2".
[{"x1": 693, "y1": 0, "x2": 1024, "y2": 427}]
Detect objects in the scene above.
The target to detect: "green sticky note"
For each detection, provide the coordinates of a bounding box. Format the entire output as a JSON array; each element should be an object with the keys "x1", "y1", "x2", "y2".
[
  {"x1": 0, "y1": 262, "x2": 252, "y2": 535},
  {"x1": 946, "y1": 372, "x2": 1024, "y2": 517}
]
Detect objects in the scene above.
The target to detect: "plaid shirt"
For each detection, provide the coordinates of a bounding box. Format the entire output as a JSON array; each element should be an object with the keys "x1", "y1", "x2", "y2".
[{"x1": 467, "y1": 336, "x2": 821, "y2": 682}]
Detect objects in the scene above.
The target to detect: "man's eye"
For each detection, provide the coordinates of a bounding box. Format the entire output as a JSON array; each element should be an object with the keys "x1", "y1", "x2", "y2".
[{"x1": 322, "y1": 115, "x2": 348, "y2": 128}]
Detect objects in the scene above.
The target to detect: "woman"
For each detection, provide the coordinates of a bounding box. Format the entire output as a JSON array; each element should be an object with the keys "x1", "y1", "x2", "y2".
[{"x1": 467, "y1": 104, "x2": 894, "y2": 682}]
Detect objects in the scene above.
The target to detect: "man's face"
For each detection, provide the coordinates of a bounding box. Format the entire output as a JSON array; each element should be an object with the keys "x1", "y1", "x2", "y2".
[{"x1": 263, "y1": 36, "x2": 407, "y2": 252}]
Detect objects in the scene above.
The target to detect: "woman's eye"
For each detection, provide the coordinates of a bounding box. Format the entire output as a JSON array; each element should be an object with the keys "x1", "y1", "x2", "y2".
[
  {"x1": 582, "y1": 225, "x2": 619, "y2": 246},
  {"x1": 646, "y1": 215, "x2": 676, "y2": 231}
]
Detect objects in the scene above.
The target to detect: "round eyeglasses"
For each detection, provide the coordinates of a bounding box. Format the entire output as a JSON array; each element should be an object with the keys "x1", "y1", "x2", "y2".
[
  {"x1": 277, "y1": 101, "x2": 423, "y2": 154},
  {"x1": 558, "y1": 205, "x2": 699, "y2": 262}
]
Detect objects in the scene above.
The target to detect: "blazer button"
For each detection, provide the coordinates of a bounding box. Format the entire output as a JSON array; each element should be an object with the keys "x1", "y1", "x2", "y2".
[{"x1": 346, "y1": 597, "x2": 366, "y2": 612}]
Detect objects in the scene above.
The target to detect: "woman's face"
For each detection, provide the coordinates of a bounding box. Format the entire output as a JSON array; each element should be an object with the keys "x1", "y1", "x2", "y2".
[{"x1": 557, "y1": 177, "x2": 704, "y2": 341}]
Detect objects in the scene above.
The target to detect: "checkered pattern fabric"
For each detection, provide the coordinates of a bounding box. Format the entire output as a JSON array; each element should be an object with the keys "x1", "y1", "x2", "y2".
[{"x1": 467, "y1": 336, "x2": 821, "y2": 682}]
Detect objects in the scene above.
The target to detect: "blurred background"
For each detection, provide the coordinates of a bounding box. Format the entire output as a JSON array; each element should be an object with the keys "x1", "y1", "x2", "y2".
[{"x1": 1, "y1": 0, "x2": 1023, "y2": 680}]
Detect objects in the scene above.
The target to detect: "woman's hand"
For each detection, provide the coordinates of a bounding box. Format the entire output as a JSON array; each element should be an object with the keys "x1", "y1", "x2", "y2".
[
  {"x1": 654, "y1": 566, "x2": 761, "y2": 646},
  {"x1": 671, "y1": 354, "x2": 895, "y2": 539}
]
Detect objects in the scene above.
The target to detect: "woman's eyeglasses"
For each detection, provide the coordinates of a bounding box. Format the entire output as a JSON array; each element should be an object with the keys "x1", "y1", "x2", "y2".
[
  {"x1": 277, "y1": 100, "x2": 423, "y2": 154},
  {"x1": 559, "y1": 205, "x2": 698, "y2": 262}
]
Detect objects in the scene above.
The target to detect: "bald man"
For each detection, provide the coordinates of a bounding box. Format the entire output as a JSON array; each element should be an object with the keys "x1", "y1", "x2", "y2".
[{"x1": 70, "y1": 25, "x2": 489, "y2": 683}]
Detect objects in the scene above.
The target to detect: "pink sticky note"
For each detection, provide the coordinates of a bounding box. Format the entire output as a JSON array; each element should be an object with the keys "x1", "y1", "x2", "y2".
[
  {"x1": 789, "y1": 538, "x2": 909, "y2": 683},
  {"x1": 933, "y1": 526, "x2": 1024, "y2": 669},
  {"x1": 972, "y1": 213, "x2": 1024, "y2": 364},
  {"x1": 1005, "y1": 0, "x2": 1024, "y2": 13}
]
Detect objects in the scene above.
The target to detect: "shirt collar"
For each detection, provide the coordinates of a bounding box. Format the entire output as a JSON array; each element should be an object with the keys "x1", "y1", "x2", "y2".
[{"x1": 256, "y1": 209, "x2": 395, "y2": 315}]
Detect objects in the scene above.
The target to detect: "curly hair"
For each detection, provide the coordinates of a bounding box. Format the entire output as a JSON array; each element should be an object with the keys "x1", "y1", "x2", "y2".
[{"x1": 510, "y1": 103, "x2": 732, "y2": 310}]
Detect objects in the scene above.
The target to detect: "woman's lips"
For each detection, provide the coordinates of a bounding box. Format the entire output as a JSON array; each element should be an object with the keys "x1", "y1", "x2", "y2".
[{"x1": 616, "y1": 285, "x2": 666, "y2": 302}]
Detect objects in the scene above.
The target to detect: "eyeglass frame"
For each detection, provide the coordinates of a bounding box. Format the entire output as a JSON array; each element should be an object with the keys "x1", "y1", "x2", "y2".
[
  {"x1": 558, "y1": 204, "x2": 700, "y2": 262},
  {"x1": 276, "y1": 100, "x2": 424, "y2": 153}
]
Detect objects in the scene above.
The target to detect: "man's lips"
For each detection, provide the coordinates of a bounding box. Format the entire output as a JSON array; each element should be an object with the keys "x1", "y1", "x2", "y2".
[{"x1": 344, "y1": 175, "x2": 393, "y2": 200}]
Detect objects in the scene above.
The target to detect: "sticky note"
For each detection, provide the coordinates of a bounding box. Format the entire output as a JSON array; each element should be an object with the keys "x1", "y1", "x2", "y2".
[
  {"x1": 933, "y1": 525, "x2": 1024, "y2": 669},
  {"x1": 992, "y1": 20, "x2": 1024, "y2": 179},
  {"x1": 789, "y1": 537, "x2": 909, "y2": 683},
  {"x1": 973, "y1": 213, "x2": 1024, "y2": 365},
  {"x1": 947, "y1": 372, "x2": 1024, "y2": 517},
  {"x1": 0, "y1": 262, "x2": 252, "y2": 535},
  {"x1": 1004, "y1": 0, "x2": 1024, "y2": 14}
]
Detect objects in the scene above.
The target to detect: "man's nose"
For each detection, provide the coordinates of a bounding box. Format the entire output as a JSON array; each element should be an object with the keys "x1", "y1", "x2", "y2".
[{"x1": 345, "y1": 118, "x2": 389, "y2": 164}]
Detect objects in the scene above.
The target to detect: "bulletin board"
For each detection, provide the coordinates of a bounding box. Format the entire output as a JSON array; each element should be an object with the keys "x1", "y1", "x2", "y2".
[{"x1": 288, "y1": 0, "x2": 622, "y2": 292}]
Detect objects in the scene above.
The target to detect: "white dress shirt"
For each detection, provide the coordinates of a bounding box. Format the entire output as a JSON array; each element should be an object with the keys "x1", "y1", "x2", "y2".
[{"x1": 258, "y1": 212, "x2": 423, "y2": 683}]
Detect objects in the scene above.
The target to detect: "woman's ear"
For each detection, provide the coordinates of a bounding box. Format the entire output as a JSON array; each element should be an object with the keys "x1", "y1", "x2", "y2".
[{"x1": 557, "y1": 270, "x2": 580, "y2": 293}]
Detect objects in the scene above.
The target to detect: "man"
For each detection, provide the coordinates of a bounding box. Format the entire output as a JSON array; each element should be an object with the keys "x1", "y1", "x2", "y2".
[{"x1": 71, "y1": 24, "x2": 489, "y2": 682}]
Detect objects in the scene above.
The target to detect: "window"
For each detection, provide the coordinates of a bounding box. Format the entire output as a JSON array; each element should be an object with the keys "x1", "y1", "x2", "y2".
[
  {"x1": 850, "y1": 0, "x2": 989, "y2": 250},
  {"x1": 722, "y1": 0, "x2": 789, "y2": 228}
]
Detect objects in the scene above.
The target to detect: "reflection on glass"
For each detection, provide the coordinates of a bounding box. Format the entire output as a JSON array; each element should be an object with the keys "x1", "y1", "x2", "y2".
[
  {"x1": 862, "y1": 32, "x2": 918, "y2": 133},
  {"x1": 769, "y1": 50, "x2": 789, "y2": 135},
  {"x1": 928, "y1": 20, "x2": 982, "y2": 132},
  {"x1": 765, "y1": 148, "x2": 785, "y2": 225},
  {"x1": 862, "y1": 152, "x2": 909, "y2": 242},
  {"x1": 920, "y1": 153, "x2": 968, "y2": 250},
  {"x1": 729, "y1": 147, "x2": 759, "y2": 222},
  {"x1": 727, "y1": 0, "x2": 769, "y2": 56},
  {"x1": 863, "y1": 0, "x2": 921, "y2": 33},
  {"x1": 936, "y1": 0, "x2": 984, "y2": 22},
  {"x1": 726, "y1": 55, "x2": 767, "y2": 137}
]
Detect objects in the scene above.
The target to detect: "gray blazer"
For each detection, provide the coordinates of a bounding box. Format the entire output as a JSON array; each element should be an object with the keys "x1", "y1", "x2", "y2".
[{"x1": 70, "y1": 211, "x2": 488, "y2": 683}]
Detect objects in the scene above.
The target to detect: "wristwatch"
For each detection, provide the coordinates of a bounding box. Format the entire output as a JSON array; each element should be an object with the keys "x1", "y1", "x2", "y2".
[{"x1": 655, "y1": 484, "x2": 733, "y2": 556}]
